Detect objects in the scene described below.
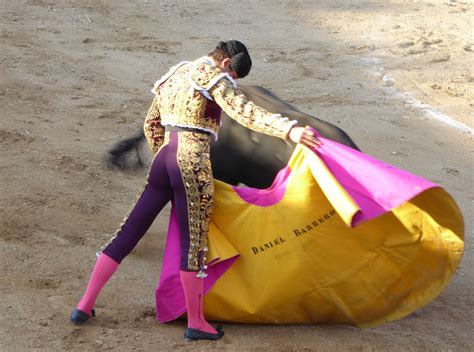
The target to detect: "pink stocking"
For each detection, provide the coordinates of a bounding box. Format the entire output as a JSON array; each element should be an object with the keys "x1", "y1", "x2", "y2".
[
  {"x1": 180, "y1": 271, "x2": 217, "y2": 334},
  {"x1": 76, "y1": 253, "x2": 119, "y2": 315}
]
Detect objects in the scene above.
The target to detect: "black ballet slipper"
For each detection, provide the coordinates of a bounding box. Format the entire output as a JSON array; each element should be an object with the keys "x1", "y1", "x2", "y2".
[
  {"x1": 70, "y1": 308, "x2": 96, "y2": 325},
  {"x1": 184, "y1": 327, "x2": 225, "y2": 341}
]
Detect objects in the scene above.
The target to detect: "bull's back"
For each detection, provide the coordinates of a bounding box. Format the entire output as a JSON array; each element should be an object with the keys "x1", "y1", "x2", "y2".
[
  {"x1": 240, "y1": 85, "x2": 359, "y2": 151},
  {"x1": 210, "y1": 85, "x2": 359, "y2": 188}
]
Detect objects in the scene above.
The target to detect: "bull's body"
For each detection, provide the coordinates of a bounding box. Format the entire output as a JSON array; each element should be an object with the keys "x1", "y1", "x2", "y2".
[
  {"x1": 108, "y1": 85, "x2": 359, "y2": 189},
  {"x1": 211, "y1": 85, "x2": 359, "y2": 188}
]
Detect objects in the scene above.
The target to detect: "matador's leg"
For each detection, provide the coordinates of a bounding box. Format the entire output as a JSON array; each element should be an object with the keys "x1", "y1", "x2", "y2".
[
  {"x1": 165, "y1": 131, "x2": 219, "y2": 336},
  {"x1": 101, "y1": 138, "x2": 173, "y2": 262},
  {"x1": 72, "y1": 138, "x2": 172, "y2": 322},
  {"x1": 166, "y1": 131, "x2": 214, "y2": 274}
]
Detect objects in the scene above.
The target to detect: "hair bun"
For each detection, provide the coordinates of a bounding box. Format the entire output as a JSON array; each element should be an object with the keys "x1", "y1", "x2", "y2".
[{"x1": 225, "y1": 40, "x2": 252, "y2": 78}]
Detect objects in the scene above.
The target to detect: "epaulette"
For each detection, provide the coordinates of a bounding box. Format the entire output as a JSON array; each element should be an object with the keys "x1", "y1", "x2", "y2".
[
  {"x1": 189, "y1": 57, "x2": 237, "y2": 100},
  {"x1": 151, "y1": 61, "x2": 190, "y2": 95}
]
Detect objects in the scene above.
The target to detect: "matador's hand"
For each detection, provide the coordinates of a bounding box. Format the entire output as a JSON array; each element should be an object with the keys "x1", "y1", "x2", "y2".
[{"x1": 288, "y1": 126, "x2": 321, "y2": 149}]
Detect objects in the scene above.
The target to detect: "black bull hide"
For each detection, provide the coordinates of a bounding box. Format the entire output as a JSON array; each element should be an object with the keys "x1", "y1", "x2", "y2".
[{"x1": 107, "y1": 85, "x2": 359, "y2": 189}]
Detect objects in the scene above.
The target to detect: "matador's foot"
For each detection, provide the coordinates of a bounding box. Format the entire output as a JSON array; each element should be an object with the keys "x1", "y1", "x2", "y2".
[
  {"x1": 184, "y1": 326, "x2": 224, "y2": 341},
  {"x1": 70, "y1": 308, "x2": 95, "y2": 325}
]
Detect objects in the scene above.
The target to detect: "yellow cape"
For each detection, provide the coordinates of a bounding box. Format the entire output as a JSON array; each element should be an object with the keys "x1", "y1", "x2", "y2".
[{"x1": 204, "y1": 145, "x2": 464, "y2": 327}]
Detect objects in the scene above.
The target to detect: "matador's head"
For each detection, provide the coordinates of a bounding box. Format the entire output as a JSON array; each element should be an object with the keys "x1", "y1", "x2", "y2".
[{"x1": 209, "y1": 40, "x2": 252, "y2": 79}]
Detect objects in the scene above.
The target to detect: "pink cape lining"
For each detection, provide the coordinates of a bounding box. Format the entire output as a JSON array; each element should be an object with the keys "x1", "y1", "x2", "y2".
[{"x1": 155, "y1": 135, "x2": 436, "y2": 322}]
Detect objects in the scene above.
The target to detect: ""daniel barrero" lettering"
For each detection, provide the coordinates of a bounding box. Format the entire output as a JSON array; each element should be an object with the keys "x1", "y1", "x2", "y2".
[{"x1": 250, "y1": 209, "x2": 336, "y2": 255}]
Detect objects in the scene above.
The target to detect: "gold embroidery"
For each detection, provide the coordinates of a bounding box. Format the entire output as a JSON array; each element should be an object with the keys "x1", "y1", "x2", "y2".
[
  {"x1": 158, "y1": 59, "x2": 221, "y2": 136},
  {"x1": 152, "y1": 57, "x2": 296, "y2": 142},
  {"x1": 175, "y1": 131, "x2": 214, "y2": 271}
]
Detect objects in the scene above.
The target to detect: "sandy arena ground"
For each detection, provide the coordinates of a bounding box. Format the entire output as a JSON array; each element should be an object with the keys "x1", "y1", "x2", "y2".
[{"x1": 1, "y1": 0, "x2": 472, "y2": 351}]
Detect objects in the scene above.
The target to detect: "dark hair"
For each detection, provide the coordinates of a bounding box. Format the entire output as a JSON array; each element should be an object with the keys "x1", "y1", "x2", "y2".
[
  {"x1": 208, "y1": 40, "x2": 252, "y2": 78},
  {"x1": 208, "y1": 41, "x2": 231, "y2": 63}
]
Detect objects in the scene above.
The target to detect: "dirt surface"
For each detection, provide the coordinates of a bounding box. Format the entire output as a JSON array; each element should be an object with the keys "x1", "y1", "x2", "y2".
[{"x1": 1, "y1": 1, "x2": 472, "y2": 351}]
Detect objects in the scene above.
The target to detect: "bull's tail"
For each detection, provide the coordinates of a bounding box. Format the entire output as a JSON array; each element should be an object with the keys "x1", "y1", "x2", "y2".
[{"x1": 106, "y1": 131, "x2": 146, "y2": 170}]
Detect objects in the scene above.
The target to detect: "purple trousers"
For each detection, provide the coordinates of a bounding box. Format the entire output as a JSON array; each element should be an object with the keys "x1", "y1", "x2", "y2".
[{"x1": 101, "y1": 130, "x2": 214, "y2": 272}]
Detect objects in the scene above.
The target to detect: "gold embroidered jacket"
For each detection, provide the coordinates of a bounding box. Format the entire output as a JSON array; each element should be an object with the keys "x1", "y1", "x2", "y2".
[{"x1": 144, "y1": 57, "x2": 297, "y2": 154}]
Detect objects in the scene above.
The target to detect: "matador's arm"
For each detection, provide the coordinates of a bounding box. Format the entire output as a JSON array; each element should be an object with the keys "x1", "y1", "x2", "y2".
[
  {"x1": 209, "y1": 76, "x2": 297, "y2": 140},
  {"x1": 143, "y1": 95, "x2": 165, "y2": 155}
]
